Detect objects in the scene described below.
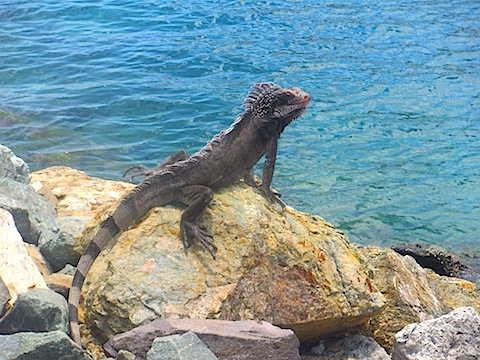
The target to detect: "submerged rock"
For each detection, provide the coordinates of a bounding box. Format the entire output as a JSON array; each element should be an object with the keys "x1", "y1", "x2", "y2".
[{"x1": 391, "y1": 307, "x2": 480, "y2": 360}]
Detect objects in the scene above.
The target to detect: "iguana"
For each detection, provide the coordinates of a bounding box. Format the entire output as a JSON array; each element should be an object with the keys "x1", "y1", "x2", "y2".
[{"x1": 68, "y1": 82, "x2": 310, "y2": 346}]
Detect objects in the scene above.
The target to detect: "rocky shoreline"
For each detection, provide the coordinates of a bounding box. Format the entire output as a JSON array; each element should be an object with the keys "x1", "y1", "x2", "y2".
[{"x1": 0, "y1": 144, "x2": 479, "y2": 360}]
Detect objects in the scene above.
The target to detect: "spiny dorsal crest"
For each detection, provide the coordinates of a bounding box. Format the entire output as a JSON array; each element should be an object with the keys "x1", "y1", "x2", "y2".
[{"x1": 243, "y1": 82, "x2": 283, "y2": 110}]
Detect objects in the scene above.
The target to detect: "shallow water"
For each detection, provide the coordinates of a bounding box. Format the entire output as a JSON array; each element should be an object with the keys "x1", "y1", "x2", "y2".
[{"x1": 1, "y1": 0, "x2": 479, "y2": 253}]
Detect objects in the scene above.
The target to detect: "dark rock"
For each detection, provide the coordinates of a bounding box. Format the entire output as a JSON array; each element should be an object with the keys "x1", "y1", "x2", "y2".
[
  {"x1": 104, "y1": 318, "x2": 300, "y2": 360},
  {"x1": 0, "y1": 330, "x2": 91, "y2": 360},
  {"x1": 0, "y1": 177, "x2": 59, "y2": 246},
  {"x1": 58, "y1": 263, "x2": 77, "y2": 276},
  {"x1": 392, "y1": 243, "x2": 466, "y2": 277},
  {"x1": 392, "y1": 307, "x2": 480, "y2": 360},
  {"x1": 0, "y1": 288, "x2": 68, "y2": 334},
  {"x1": 146, "y1": 332, "x2": 217, "y2": 360},
  {"x1": 117, "y1": 350, "x2": 136, "y2": 360},
  {"x1": 0, "y1": 276, "x2": 10, "y2": 318},
  {"x1": 39, "y1": 215, "x2": 89, "y2": 271},
  {"x1": 310, "y1": 335, "x2": 391, "y2": 359},
  {"x1": 0, "y1": 144, "x2": 30, "y2": 184}
]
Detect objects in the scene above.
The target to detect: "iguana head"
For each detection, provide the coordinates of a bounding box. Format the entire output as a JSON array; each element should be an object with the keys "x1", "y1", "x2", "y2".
[{"x1": 243, "y1": 82, "x2": 310, "y2": 135}]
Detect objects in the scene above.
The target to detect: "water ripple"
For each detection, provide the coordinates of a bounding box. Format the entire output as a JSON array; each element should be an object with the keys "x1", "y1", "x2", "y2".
[{"x1": 1, "y1": 0, "x2": 479, "y2": 252}]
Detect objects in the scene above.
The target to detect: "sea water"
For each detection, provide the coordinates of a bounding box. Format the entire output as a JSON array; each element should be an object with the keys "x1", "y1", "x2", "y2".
[{"x1": 1, "y1": 0, "x2": 479, "y2": 254}]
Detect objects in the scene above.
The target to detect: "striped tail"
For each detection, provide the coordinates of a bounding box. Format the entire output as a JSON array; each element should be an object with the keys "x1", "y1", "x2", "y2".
[
  {"x1": 67, "y1": 177, "x2": 172, "y2": 346},
  {"x1": 68, "y1": 216, "x2": 122, "y2": 345}
]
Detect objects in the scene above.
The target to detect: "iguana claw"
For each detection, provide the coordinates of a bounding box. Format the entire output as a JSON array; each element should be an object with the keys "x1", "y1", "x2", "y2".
[
  {"x1": 180, "y1": 222, "x2": 217, "y2": 260},
  {"x1": 261, "y1": 187, "x2": 286, "y2": 213}
]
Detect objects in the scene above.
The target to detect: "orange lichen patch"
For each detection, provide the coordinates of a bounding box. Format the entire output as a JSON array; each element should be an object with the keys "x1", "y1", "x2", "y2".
[
  {"x1": 141, "y1": 258, "x2": 157, "y2": 273},
  {"x1": 366, "y1": 277, "x2": 374, "y2": 293}
]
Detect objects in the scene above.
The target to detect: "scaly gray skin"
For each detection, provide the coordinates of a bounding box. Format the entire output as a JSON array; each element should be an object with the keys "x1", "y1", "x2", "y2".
[{"x1": 68, "y1": 82, "x2": 310, "y2": 346}]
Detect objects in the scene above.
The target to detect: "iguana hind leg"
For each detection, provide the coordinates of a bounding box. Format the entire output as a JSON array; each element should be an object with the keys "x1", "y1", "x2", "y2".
[
  {"x1": 123, "y1": 150, "x2": 190, "y2": 182},
  {"x1": 178, "y1": 185, "x2": 217, "y2": 259}
]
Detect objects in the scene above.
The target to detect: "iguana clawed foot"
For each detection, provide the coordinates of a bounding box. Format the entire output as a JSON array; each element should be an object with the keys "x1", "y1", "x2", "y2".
[
  {"x1": 260, "y1": 187, "x2": 286, "y2": 213},
  {"x1": 243, "y1": 171, "x2": 285, "y2": 212},
  {"x1": 180, "y1": 221, "x2": 217, "y2": 260}
]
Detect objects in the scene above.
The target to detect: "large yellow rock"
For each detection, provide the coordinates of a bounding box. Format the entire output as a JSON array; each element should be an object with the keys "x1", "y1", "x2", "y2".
[{"x1": 32, "y1": 166, "x2": 385, "y2": 345}]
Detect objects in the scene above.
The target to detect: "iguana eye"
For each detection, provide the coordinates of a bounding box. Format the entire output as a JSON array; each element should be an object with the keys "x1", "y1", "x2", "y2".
[{"x1": 283, "y1": 91, "x2": 295, "y2": 100}]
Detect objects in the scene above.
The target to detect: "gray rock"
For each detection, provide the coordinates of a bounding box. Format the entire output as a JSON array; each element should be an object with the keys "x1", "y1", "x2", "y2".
[
  {"x1": 0, "y1": 177, "x2": 59, "y2": 246},
  {"x1": 392, "y1": 307, "x2": 480, "y2": 360},
  {"x1": 146, "y1": 332, "x2": 217, "y2": 360},
  {"x1": 117, "y1": 350, "x2": 136, "y2": 360},
  {"x1": 311, "y1": 335, "x2": 391, "y2": 359},
  {"x1": 104, "y1": 318, "x2": 300, "y2": 360},
  {"x1": 39, "y1": 215, "x2": 89, "y2": 271},
  {"x1": 58, "y1": 263, "x2": 77, "y2": 276},
  {"x1": 0, "y1": 276, "x2": 10, "y2": 318},
  {"x1": 0, "y1": 145, "x2": 30, "y2": 184},
  {"x1": 0, "y1": 288, "x2": 68, "y2": 334},
  {"x1": 0, "y1": 330, "x2": 91, "y2": 360}
]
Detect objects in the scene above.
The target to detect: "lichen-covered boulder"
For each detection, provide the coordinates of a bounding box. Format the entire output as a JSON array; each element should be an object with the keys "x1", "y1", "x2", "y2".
[
  {"x1": 31, "y1": 166, "x2": 385, "y2": 345},
  {"x1": 86, "y1": 185, "x2": 385, "y2": 343}
]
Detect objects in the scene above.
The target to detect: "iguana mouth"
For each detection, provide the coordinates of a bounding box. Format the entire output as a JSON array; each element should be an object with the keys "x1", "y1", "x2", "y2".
[
  {"x1": 289, "y1": 88, "x2": 311, "y2": 107},
  {"x1": 299, "y1": 94, "x2": 310, "y2": 106}
]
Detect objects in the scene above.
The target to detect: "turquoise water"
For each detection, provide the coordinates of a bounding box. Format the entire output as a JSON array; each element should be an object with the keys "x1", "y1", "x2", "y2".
[{"x1": 1, "y1": 0, "x2": 479, "y2": 253}]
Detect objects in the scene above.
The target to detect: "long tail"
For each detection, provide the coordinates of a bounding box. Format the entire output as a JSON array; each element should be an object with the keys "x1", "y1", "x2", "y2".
[{"x1": 67, "y1": 178, "x2": 171, "y2": 346}]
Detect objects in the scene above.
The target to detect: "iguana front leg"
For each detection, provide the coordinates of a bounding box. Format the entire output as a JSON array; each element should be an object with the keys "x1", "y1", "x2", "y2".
[
  {"x1": 123, "y1": 150, "x2": 190, "y2": 182},
  {"x1": 260, "y1": 137, "x2": 285, "y2": 210},
  {"x1": 243, "y1": 140, "x2": 284, "y2": 210},
  {"x1": 178, "y1": 185, "x2": 217, "y2": 259}
]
